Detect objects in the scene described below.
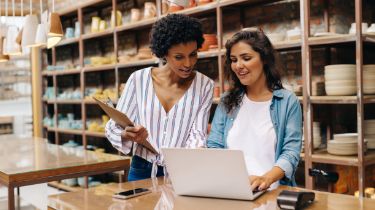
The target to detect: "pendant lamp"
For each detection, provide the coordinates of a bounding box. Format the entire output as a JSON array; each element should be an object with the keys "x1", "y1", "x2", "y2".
[
  {"x1": 30, "y1": 0, "x2": 47, "y2": 47},
  {"x1": 47, "y1": 0, "x2": 63, "y2": 48},
  {"x1": 22, "y1": 0, "x2": 38, "y2": 47},
  {"x1": 6, "y1": 0, "x2": 22, "y2": 55},
  {"x1": 0, "y1": 0, "x2": 9, "y2": 62}
]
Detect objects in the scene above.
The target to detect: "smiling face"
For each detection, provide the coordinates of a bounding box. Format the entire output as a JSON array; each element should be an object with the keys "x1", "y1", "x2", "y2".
[
  {"x1": 229, "y1": 41, "x2": 266, "y2": 88},
  {"x1": 164, "y1": 41, "x2": 198, "y2": 79}
]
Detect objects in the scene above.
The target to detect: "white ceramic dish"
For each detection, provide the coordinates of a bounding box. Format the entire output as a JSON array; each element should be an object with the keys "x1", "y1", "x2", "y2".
[{"x1": 325, "y1": 86, "x2": 356, "y2": 96}]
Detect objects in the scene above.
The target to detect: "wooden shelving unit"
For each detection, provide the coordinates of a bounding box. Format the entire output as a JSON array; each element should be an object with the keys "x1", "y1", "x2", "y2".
[{"x1": 39, "y1": 0, "x2": 375, "y2": 197}]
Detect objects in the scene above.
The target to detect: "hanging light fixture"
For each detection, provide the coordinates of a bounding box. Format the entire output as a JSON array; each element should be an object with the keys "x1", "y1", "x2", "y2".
[
  {"x1": 30, "y1": 0, "x2": 47, "y2": 47},
  {"x1": 22, "y1": 0, "x2": 38, "y2": 47},
  {"x1": 15, "y1": 0, "x2": 23, "y2": 47},
  {"x1": 6, "y1": 0, "x2": 22, "y2": 55},
  {"x1": 47, "y1": 0, "x2": 63, "y2": 48},
  {"x1": 0, "y1": 0, "x2": 10, "y2": 62}
]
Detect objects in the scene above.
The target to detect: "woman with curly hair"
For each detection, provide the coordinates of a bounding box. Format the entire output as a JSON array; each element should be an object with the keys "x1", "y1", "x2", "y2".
[
  {"x1": 207, "y1": 29, "x2": 302, "y2": 190},
  {"x1": 106, "y1": 14, "x2": 214, "y2": 181}
]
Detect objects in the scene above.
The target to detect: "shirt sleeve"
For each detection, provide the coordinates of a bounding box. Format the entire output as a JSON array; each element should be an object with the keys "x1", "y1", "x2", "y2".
[
  {"x1": 274, "y1": 94, "x2": 302, "y2": 182},
  {"x1": 105, "y1": 73, "x2": 139, "y2": 155},
  {"x1": 186, "y1": 79, "x2": 214, "y2": 148}
]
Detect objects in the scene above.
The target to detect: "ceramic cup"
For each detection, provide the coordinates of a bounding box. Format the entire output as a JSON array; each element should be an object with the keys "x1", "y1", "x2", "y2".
[
  {"x1": 349, "y1": 22, "x2": 368, "y2": 34},
  {"x1": 74, "y1": 21, "x2": 81, "y2": 37},
  {"x1": 130, "y1": 8, "x2": 141, "y2": 22},
  {"x1": 144, "y1": 2, "x2": 157, "y2": 19},
  {"x1": 91, "y1": 17, "x2": 101, "y2": 33},
  {"x1": 367, "y1": 23, "x2": 375, "y2": 33},
  {"x1": 65, "y1": 27, "x2": 74, "y2": 38}
]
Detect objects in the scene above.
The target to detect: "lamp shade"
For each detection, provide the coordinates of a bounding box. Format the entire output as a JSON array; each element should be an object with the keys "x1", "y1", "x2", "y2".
[
  {"x1": 47, "y1": 12, "x2": 63, "y2": 48},
  {"x1": 29, "y1": 23, "x2": 47, "y2": 47},
  {"x1": 48, "y1": 12, "x2": 63, "y2": 37},
  {"x1": 16, "y1": 28, "x2": 23, "y2": 45},
  {"x1": 22, "y1": 14, "x2": 39, "y2": 47},
  {"x1": 6, "y1": 25, "x2": 22, "y2": 55},
  {"x1": 0, "y1": 36, "x2": 9, "y2": 62}
]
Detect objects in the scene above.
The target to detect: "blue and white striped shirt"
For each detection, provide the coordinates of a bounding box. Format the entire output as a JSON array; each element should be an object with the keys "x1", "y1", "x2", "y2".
[{"x1": 105, "y1": 67, "x2": 214, "y2": 163}]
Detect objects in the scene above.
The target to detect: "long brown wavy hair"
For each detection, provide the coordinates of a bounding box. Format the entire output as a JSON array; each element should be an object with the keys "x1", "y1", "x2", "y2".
[{"x1": 223, "y1": 29, "x2": 283, "y2": 113}]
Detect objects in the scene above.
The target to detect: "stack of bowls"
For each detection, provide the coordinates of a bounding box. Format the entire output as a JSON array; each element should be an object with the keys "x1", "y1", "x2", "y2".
[
  {"x1": 302, "y1": 122, "x2": 322, "y2": 151},
  {"x1": 327, "y1": 133, "x2": 367, "y2": 155},
  {"x1": 324, "y1": 64, "x2": 356, "y2": 96},
  {"x1": 364, "y1": 120, "x2": 375, "y2": 149},
  {"x1": 364, "y1": 65, "x2": 375, "y2": 94}
]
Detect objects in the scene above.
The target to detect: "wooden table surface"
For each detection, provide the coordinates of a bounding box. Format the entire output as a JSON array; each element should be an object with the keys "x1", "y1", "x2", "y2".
[
  {"x1": 0, "y1": 135, "x2": 130, "y2": 210},
  {"x1": 48, "y1": 177, "x2": 375, "y2": 210}
]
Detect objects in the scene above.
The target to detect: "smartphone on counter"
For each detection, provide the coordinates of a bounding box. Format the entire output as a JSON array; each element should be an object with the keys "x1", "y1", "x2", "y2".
[{"x1": 113, "y1": 188, "x2": 151, "y2": 199}]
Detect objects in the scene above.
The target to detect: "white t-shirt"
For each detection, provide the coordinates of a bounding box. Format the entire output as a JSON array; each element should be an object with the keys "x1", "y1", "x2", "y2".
[{"x1": 227, "y1": 95, "x2": 279, "y2": 189}]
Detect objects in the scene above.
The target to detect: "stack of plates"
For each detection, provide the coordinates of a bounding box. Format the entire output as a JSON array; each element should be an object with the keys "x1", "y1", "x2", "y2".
[
  {"x1": 324, "y1": 65, "x2": 356, "y2": 96},
  {"x1": 364, "y1": 120, "x2": 375, "y2": 149},
  {"x1": 364, "y1": 65, "x2": 375, "y2": 94},
  {"x1": 302, "y1": 122, "x2": 322, "y2": 151},
  {"x1": 327, "y1": 133, "x2": 367, "y2": 155}
]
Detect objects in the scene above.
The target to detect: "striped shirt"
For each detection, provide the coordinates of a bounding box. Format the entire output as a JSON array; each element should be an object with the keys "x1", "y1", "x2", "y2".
[{"x1": 105, "y1": 67, "x2": 214, "y2": 164}]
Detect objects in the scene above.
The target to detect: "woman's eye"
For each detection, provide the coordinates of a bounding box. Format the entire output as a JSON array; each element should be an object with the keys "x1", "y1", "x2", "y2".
[
  {"x1": 243, "y1": 57, "x2": 251, "y2": 61},
  {"x1": 231, "y1": 59, "x2": 237, "y2": 63},
  {"x1": 175, "y1": 56, "x2": 183, "y2": 60}
]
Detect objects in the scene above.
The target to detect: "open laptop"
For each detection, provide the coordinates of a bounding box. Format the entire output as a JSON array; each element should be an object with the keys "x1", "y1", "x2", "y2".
[{"x1": 161, "y1": 148, "x2": 266, "y2": 200}]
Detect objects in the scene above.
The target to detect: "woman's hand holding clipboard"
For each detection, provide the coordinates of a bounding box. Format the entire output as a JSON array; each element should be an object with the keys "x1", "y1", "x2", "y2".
[{"x1": 93, "y1": 97, "x2": 159, "y2": 154}]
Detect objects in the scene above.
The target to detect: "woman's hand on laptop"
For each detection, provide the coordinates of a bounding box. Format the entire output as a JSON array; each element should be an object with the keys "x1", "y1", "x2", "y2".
[
  {"x1": 250, "y1": 167, "x2": 285, "y2": 191},
  {"x1": 249, "y1": 175, "x2": 273, "y2": 191},
  {"x1": 121, "y1": 125, "x2": 149, "y2": 143}
]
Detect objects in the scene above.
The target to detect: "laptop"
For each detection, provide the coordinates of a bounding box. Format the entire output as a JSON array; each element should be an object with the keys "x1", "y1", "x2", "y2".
[{"x1": 161, "y1": 148, "x2": 266, "y2": 200}]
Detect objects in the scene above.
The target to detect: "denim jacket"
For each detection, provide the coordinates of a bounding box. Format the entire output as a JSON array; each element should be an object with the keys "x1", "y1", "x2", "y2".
[{"x1": 207, "y1": 89, "x2": 302, "y2": 186}]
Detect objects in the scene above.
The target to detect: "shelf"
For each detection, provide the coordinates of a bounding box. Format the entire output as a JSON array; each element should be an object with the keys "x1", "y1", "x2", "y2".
[
  {"x1": 56, "y1": 37, "x2": 80, "y2": 47},
  {"x1": 85, "y1": 130, "x2": 106, "y2": 138},
  {"x1": 198, "y1": 50, "x2": 223, "y2": 59},
  {"x1": 116, "y1": 18, "x2": 157, "y2": 33},
  {"x1": 117, "y1": 59, "x2": 159, "y2": 69},
  {"x1": 55, "y1": 128, "x2": 84, "y2": 135},
  {"x1": 83, "y1": 64, "x2": 116, "y2": 72},
  {"x1": 81, "y1": 28, "x2": 114, "y2": 40},
  {"x1": 273, "y1": 39, "x2": 301, "y2": 50},
  {"x1": 55, "y1": 99, "x2": 83, "y2": 104},
  {"x1": 311, "y1": 149, "x2": 375, "y2": 167},
  {"x1": 45, "y1": 100, "x2": 56, "y2": 104},
  {"x1": 218, "y1": 0, "x2": 293, "y2": 8},
  {"x1": 48, "y1": 181, "x2": 82, "y2": 192},
  {"x1": 42, "y1": 69, "x2": 81, "y2": 76},
  {"x1": 45, "y1": 126, "x2": 57, "y2": 132},
  {"x1": 172, "y1": 1, "x2": 218, "y2": 16},
  {"x1": 310, "y1": 95, "x2": 375, "y2": 104},
  {"x1": 308, "y1": 34, "x2": 375, "y2": 46}
]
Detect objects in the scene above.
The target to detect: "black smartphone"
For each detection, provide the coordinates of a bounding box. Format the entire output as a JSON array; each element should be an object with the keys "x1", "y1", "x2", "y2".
[{"x1": 112, "y1": 188, "x2": 151, "y2": 199}]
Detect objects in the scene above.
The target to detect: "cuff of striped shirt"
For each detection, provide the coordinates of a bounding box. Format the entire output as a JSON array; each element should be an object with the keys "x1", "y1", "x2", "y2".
[{"x1": 105, "y1": 120, "x2": 133, "y2": 154}]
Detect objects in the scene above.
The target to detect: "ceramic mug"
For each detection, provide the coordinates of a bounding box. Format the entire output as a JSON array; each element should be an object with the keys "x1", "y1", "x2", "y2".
[
  {"x1": 130, "y1": 8, "x2": 141, "y2": 22},
  {"x1": 144, "y1": 2, "x2": 157, "y2": 19},
  {"x1": 91, "y1": 17, "x2": 101, "y2": 33},
  {"x1": 74, "y1": 21, "x2": 81, "y2": 37},
  {"x1": 65, "y1": 27, "x2": 74, "y2": 38},
  {"x1": 99, "y1": 20, "x2": 107, "y2": 31}
]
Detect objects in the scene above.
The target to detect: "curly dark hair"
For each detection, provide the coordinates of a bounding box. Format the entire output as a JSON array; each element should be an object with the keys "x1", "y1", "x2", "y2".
[
  {"x1": 150, "y1": 14, "x2": 204, "y2": 58},
  {"x1": 223, "y1": 29, "x2": 283, "y2": 113}
]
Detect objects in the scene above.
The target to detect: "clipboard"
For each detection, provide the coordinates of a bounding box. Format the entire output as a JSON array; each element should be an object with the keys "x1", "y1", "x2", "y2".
[{"x1": 93, "y1": 97, "x2": 159, "y2": 154}]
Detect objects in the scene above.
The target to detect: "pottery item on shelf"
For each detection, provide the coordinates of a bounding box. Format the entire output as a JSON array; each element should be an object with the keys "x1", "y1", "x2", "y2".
[
  {"x1": 111, "y1": 10, "x2": 122, "y2": 27},
  {"x1": 267, "y1": 32, "x2": 285, "y2": 43},
  {"x1": 130, "y1": 8, "x2": 141, "y2": 23},
  {"x1": 62, "y1": 178, "x2": 78, "y2": 186},
  {"x1": 144, "y1": 2, "x2": 157, "y2": 19},
  {"x1": 91, "y1": 17, "x2": 101, "y2": 33},
  {"x1": 169, "y1": 2, "x2": 184, "y2": 12},
  {"x1": 169, "y1": 0, "x2": 189, "y2": 7},
  {"x1": 65, "y1": 27, "x2": 74, "y2": 38},
  {"x1": 162, "y1": 0, "x2": 169, "y2": 14},
  {"x1": 286, "y1": 27, "x2": 301, "y2": 40},
  {"x1": 137, "y1": 48, "x2": 153, "y2": 59},
  {"x1": 99, "y1": 20, "x2": 107, "y2": 32},
  {"x1": 349, "y1": 22, "x2": 368, "y2": 34},
  {"x1": 188, "y1": 0, "x2": 196, "y2": 8},
  {"x1": 208, "y1": 44, "x2": 218, "y2": 51},
  {"x1": 197, "y1": 0, "x2": 212, "y2": 6},
  {"x1": 200, "y1": 34, "x2": 217, "y2": 51},
  {"x1": 367, "y1": 23, "x2": 375, "y2": 33},
  {"x1": 74, "y1": 21, "x2": 81, "y2": 37}
]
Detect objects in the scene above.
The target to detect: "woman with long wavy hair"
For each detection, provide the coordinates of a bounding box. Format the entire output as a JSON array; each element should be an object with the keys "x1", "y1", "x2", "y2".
[{"x1": 207, "y1": 29, "x2": 302, "y2": 190}]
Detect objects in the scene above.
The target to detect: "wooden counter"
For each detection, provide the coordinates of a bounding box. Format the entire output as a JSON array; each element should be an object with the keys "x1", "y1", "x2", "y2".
[
  {"x1": 0, "y1": 135, "x2": 130, "y2": 210},
  {"x1": 48, "y1": 177, "x2": 375, "y2": 210}
]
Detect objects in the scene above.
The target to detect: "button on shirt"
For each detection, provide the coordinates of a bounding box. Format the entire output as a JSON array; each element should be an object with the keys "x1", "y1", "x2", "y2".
[{"x1": 105, "y1": 67, "x2": 214, "y2": 164}]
